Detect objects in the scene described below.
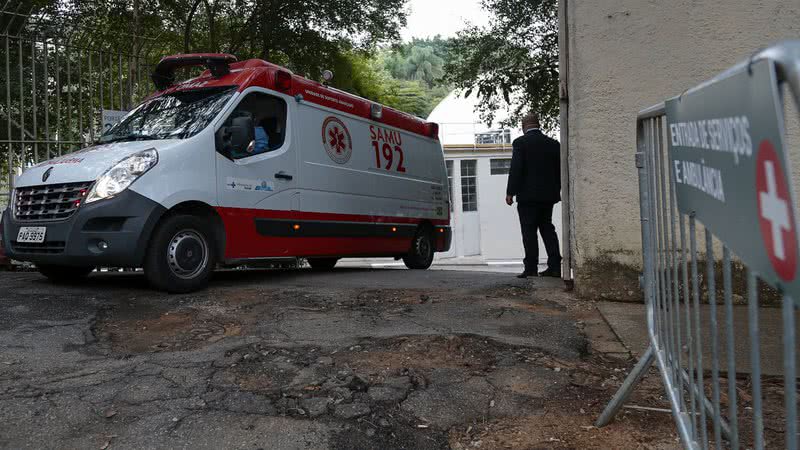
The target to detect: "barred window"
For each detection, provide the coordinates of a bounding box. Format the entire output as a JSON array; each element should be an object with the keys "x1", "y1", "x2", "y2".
[
  {"x1": 460, "y1": 160, "x2": 477, "y2": 212},
  {"x1": 490, "y1": 158, "x2": 512, "y2": 175}
]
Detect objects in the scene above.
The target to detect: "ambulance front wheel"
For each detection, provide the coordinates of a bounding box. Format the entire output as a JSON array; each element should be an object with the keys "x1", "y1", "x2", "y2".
[
  {"x1": 144, "y1": 214, "x2": 216, "y2": 293},
  {"x1": 403, "y1": 228, "x2": 434, "y2": 270}
]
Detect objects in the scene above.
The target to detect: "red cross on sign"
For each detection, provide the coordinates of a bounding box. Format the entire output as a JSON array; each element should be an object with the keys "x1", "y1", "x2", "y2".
[{"x1": 756, "y1": 140, "x2": 798, "y2": 281}]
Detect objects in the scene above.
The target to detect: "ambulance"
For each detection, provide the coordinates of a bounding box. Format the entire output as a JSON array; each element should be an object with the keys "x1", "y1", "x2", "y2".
[{"x1": 1, "y1": 54, "x2": 451, "y2": 293}]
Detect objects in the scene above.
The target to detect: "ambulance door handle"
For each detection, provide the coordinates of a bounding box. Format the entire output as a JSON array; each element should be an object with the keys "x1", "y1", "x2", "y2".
[{"x1": 274, "y1": 171, "x2": 293, "y2": 181}]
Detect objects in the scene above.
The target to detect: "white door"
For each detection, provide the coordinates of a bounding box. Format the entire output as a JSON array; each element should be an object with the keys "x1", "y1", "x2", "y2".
[
  {"x1": 215, "y1": 89, "x2": 297, "y2": 211},
  {"x1": 481, "y1": 156, "x2": 561, "y2": 265},
  {"x1": 480, "y1": 157, "x2": 524, "y2": 260}
]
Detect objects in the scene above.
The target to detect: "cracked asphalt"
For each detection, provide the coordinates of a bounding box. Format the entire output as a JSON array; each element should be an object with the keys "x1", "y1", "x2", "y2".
[{"x1": 0, "y1": 268, "x2": 679, "y2": 449}]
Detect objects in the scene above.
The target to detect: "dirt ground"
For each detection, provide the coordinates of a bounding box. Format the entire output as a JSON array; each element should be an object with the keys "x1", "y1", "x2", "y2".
[{"x1": 0, "y1": 268, "x2": 681, "y2": 449}]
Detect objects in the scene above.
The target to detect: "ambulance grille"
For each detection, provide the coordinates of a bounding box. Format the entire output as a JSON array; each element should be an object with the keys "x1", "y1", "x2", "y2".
[
  {"x1": 10, "y1": 241, "x2": 66, "y2": 254},
  {"x1": 13, "y1": 182, "x2": 93, "y2": 222}
]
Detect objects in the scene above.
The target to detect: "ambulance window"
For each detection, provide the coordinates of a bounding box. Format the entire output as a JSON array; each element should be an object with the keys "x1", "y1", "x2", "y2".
[{"x1": 216, "y1": 92, "x2": 287, "y2": 159}]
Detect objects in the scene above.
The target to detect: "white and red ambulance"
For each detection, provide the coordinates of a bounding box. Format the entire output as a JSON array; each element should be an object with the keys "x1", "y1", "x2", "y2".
[{"x1": 1, "y1": 54, "x2": 451, "y2": 292}]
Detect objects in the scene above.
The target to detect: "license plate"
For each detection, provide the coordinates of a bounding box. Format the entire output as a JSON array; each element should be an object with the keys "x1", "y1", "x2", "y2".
[{"x1": 17, "y1": 227, "x2": 46, "y2": 244}]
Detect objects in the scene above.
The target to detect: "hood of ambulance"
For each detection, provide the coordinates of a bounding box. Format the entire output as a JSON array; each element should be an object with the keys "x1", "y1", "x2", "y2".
[{"x1": 14, "y1": 140, "x2": 183, "y2": 188}]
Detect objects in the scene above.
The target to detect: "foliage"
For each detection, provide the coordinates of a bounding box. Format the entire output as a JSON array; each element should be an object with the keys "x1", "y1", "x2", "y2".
[
  {"x1": 382, "y1": 79, "x2": 431, "y2": 116},
  {"x1": 2, "y1": 0, "x2": 455, "y2": 129},
  {"x1": 382, "y1": 37, "x2": 451, "y2": 85},
  {"x1": 444, "y1": 0, "x2": 559, "y2": 130},
  {"x1": 332, "y1": 50, "x2": 449, "y2": 119},
  {"x1": 405, "y1": 46, "x2": 445, "y2": 86},
  {"x1": 329, "y1": 52, "x2": 393, "y2": 106},
  {"x1": 23, "y1": 0, "x2": 407, "y2": 83},
  {"x1": 384, "y1": 45, "x2": 444, "y2": 87},
  {"x1": 372, "y1": 37, "x2": 453, "y2": 117}
]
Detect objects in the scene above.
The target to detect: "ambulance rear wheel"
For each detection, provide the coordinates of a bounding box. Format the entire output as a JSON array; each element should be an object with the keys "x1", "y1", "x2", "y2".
[
  {"x1": 145, "y1": 215, "x2": 215, "y2": 293},
  {"x1": 37, "y1": 264, "x2": 94, "y2": 283},
  {"x1": 308, "y1": 257, "x2": 339, "y2": 271},
  {"x1": 403, "y1": 228, "x2": 434, "y2": 270}
]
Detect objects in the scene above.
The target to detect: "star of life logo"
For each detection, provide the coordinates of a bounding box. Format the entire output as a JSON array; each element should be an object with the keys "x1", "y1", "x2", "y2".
[
  {"x1": 756, "y1": 140, "x2": 798, "y2": 281},
  {"x1": 321, "y1": 116, "x2": 352, "y2": 164}
]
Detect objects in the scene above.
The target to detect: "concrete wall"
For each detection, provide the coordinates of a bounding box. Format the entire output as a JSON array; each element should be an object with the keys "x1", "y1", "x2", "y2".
[{"x1": 565, "y1": 0, "x2": 800, "y2": 300}]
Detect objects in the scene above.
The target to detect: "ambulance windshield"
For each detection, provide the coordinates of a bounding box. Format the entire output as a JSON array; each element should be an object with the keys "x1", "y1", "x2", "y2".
[{"x1": 101, "y1": 86, "x2": 236, "y2": 143}]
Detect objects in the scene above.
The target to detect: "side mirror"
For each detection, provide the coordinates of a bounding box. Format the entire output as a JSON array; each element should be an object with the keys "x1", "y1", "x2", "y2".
[{"x1": 217, "y1": 115, "x2": 255, "y2": 157}]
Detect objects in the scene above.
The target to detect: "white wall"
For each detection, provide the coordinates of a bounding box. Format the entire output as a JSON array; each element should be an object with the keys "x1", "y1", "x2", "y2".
[{"x1": 428, "y1": 90, "x2": 524, "y2": 146}]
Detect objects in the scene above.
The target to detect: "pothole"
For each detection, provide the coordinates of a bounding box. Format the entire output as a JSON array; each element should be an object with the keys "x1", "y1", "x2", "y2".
[{"x1": 93, "y1": 304, "x2": 241, "y2": 354}]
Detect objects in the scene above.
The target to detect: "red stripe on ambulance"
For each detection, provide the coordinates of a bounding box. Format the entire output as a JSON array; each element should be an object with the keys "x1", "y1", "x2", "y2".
[{"x1": 216, "y1": 207, "x2": 448, "y2": 259}]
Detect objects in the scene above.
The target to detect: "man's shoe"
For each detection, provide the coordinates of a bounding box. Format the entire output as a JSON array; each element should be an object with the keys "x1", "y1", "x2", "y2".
[
  {"x1": 516, "y1": 271, "x2": 534, "y2": 279},
  {"x1": 538, "y1": 269, "x2": 561, "y2": 278}
]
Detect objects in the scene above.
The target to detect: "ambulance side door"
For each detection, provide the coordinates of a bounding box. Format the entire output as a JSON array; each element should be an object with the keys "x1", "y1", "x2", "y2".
[
  {"x1": 294, "y1": 104, "x2": 375, "y2": 217},
  {"x1": 214, "y1": 88, "x2": 297, "y2": 211}
]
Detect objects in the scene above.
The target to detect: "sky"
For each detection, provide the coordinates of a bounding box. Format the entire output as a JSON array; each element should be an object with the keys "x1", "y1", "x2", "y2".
[{"x1": 400, "y1": 0, "x2": 489, "y2": 41}]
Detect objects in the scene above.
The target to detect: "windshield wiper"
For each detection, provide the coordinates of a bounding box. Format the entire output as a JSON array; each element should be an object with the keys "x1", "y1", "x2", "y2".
[{"x1": 100, "y1": 133, "x2": 161, "y2": 144}]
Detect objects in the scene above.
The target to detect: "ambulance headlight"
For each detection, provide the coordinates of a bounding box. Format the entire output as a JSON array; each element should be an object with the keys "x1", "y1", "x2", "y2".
[{"x1": 86, "y1": 148, "x2": 158, "y2": 203}]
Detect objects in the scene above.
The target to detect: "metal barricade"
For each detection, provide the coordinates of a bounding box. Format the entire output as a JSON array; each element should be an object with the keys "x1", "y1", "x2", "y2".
[
  {"x1": 0, "y1": 4, "x2": 158, "y2": 209},
  {"x1": 596, "y1": 41, "x2": 800, "y2": 449}
]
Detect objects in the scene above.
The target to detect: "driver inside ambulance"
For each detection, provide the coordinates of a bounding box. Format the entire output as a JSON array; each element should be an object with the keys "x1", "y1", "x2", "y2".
[
  {"x1": 247, "y1": 122, "x2": 269, "y2": 154},
  {"x1": 227, "y1": 93, "x2": 285, "y2": 159}
]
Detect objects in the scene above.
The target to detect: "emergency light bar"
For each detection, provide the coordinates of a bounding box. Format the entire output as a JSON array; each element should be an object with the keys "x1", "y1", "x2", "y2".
[{"x1": 151, "y1": 53, "x2": 238, "y2": 90}]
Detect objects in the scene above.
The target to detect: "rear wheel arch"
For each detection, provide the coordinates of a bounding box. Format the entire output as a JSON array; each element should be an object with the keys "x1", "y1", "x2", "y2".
[
  {"x1": 403, "y1": 221, "x2": 435, "y2": 270},
  {"x1": 417, "y1": 220, "x2": 434, "y2": 233}
]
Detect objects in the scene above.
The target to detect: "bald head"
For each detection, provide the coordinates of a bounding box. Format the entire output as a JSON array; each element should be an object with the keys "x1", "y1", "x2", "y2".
[{"x1": 522, "y1": 113, "x2": 540, "y2": 131}]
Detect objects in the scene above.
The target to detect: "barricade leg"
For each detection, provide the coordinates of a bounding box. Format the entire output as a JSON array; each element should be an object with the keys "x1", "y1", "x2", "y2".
[{"x1": 595, "y1": 345, "x2": 656, "y2": 428}]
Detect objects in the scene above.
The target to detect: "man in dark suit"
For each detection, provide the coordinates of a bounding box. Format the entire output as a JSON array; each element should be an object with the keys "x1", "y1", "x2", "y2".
[{"x1": 505, "y1": 113, "x2": 561, "y2": 278}]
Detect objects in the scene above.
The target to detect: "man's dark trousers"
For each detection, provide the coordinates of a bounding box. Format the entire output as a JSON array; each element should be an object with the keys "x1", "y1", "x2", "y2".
[{"x1": 518, "y1": 202, "x2": 561, "y2": 274}]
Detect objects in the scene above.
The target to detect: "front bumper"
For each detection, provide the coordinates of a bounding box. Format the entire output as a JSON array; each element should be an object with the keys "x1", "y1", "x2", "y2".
[{"x1": 1, "y1": 189, "x2": 166, "y2": 267}]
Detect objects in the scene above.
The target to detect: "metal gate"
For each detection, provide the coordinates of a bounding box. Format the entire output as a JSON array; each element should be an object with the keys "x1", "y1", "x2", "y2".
[
  {"x1": 597, "y1": 41, "x2": 800, "y2": 449},
  {"x1": 0, "y1": 3, "x2": 159, "y2": 209}
]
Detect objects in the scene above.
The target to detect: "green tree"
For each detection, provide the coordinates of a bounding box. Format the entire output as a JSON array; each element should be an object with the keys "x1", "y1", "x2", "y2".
[
  {"x1": 404, "y1": 46, "x2": 444, "y2": 87},
  {"x1": 5, "y1": 1, "x2": 456, "y2": 128},
  {"x1": 382, "y1": 50, "x2": 409, "y2": 80},
  {"x1": 409, "y1": 36, "x2": 451, "y2": 64},
  {"x1": 381, "y1": 37, "x2": 451, "y2": 86},
  {"x1": 382, "y1": 79, "x2": 430, "y2": 117},
  {"x1": 24, "y1": 0, "x2": 408, "y2": 83},
  {"x1": 373, "y1": 37, "x2": 453, "y2": 117},
  {"x1": 329, "y1": 52, "x2": 448, "y2": 119},
  {"x1": 222, "y1": 0, "x2": 406, "y2": 79},
  {"x1": 445, "y1": 0, "x2": 558, "y2": 129},
  {"x1": 329, "y1": 51, "x2": 393, "y2": 103}
]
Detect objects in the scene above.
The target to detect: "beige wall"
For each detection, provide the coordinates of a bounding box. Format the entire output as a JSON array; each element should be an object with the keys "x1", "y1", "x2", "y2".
[{"x1": 565, "y1": 0, "x2": 800, "y2": 299}]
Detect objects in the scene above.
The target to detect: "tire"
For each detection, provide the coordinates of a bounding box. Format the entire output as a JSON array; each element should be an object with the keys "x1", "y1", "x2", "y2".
[
  {"x1": 37, "y1": 264, "x2": 94, "y2": 283},
  {"x1": 308, "y1": 257, "x2": 339, "y2": 271},
  {"x1": 144, "y1": 214, "x2": 216, "y2": 293},
  {"x1": 403, "y1": 227, "x2": 434, "y2": 270}
]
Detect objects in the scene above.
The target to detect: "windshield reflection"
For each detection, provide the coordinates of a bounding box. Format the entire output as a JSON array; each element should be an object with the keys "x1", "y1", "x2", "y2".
[{"x1": 101, "y1": 86, "x2": 236, "y2": 144}]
